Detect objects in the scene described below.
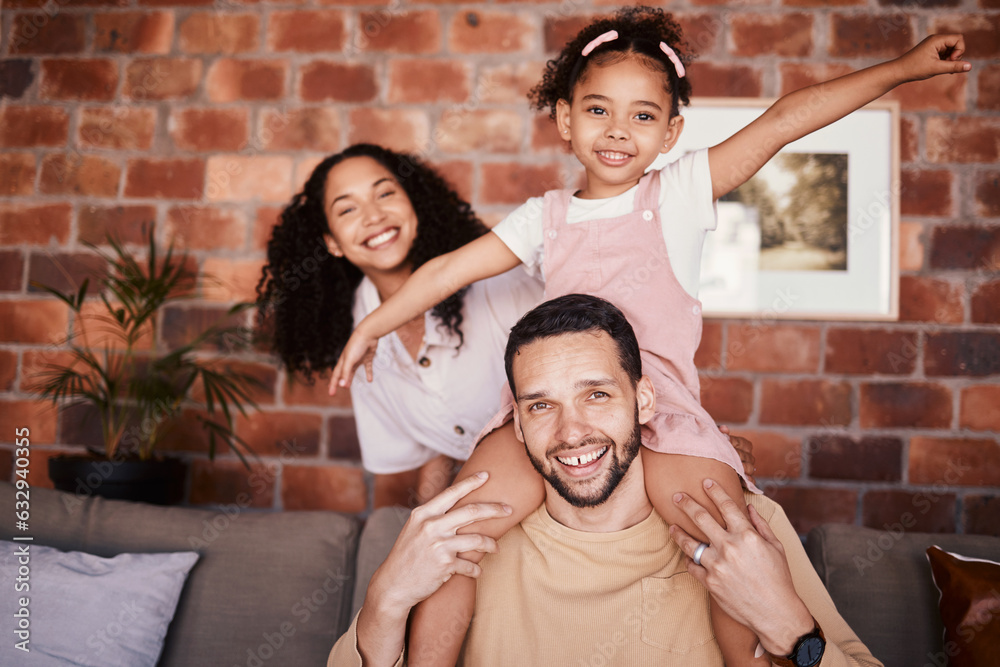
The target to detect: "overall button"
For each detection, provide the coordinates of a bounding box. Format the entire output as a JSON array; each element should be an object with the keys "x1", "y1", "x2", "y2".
[
  {"x1": 642, "y1": 210, "x2": 654, "y2": 221},
  {"x1": 418, "y1": 357, "x2": 431, "y2": 367},
  {"x1": 454, "y1": 425, "x2": 465, "y2": 435},
  {"x1": 692, "y1": 305, "x2": 701, "y2": 315},
  {"x1": 547, "y1": 230, "x2": 557, "y2": 239}
]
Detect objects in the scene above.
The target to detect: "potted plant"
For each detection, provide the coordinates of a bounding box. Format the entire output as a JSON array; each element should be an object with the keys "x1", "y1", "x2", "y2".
[{"x1": 32, "y1": 226, "x2": 261, "y2": 505}]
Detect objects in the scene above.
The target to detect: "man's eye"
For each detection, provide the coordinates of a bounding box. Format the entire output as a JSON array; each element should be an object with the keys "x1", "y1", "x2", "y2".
[
  {"x1": 528, "y1": 402, "x2": 549, "y2": 412},
  {"x1": 590, "y1": 391, "x2": 609, "y2": 399}
]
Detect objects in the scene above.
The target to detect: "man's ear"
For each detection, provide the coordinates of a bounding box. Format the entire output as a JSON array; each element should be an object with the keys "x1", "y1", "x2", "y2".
[
  {"x1": 555, "y1": 99, "x2": 572, "y2": 143},
  {"x1": 659, "y1": 114, "x2": 685, "y2": 154},
  {"x1": 511, "y1": 408, "x2": 526, "y2": 444},
  {"x1": 636, "y1": 376, "x2": 656, "y2": 425},
  {"x1": 324, "y1": 234, "x2": 343, "y2": 258}
]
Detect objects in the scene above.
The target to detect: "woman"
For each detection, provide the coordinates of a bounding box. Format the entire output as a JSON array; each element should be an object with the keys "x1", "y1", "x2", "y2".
[{"x1": 256, "y1": 144, "x2": 543, "y2": 506}]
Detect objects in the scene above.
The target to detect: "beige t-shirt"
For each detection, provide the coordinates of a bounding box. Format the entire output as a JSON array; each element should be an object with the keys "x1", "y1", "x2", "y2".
[{"x1": 328, "y1": 493, "x2": 882, "y2": 666}]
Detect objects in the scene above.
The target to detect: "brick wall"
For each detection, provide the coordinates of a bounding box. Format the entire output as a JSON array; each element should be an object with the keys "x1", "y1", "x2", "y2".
[{"x1": 0, "y1": 1, "x2": 997, "y2": 534}]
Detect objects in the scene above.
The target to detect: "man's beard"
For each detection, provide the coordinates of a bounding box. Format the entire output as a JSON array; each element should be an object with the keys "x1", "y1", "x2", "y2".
[{"x1": 524, "y1": 410, "x2": 642, "y2": 508}]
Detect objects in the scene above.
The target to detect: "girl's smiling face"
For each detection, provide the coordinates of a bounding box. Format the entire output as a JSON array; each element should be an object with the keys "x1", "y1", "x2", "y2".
[
  {"x1": 323, "y1": 156, "x2": 419, "y2": 281},
  {"x1": 557, "y1": 55, "x2": 684, "y2": 199}
]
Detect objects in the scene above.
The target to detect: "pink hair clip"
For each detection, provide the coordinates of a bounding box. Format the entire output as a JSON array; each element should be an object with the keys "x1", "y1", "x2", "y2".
[
  {"x1": 581, "y1": 30, "x2": 618, "y2": 56},
  {"x1": 660, "y1": 42, "x2": 686, "y2": 78}
]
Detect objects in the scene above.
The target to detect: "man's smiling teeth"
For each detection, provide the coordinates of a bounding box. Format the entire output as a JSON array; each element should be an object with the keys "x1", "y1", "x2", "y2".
[
  {"x1": 364, "y1": 228, "x2": 398, "y2": 248},
  {"x1": 598, "y1": 151, "x2": 631, "y2": 160},
  {"x1": 557, "y1": 446, "x2": 608, "y2": 467}
]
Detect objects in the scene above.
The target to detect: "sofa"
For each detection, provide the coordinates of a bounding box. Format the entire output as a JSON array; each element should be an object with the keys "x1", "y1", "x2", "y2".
[{"x1": 1, "y1": 482, "x2": 996, "y2": 666}]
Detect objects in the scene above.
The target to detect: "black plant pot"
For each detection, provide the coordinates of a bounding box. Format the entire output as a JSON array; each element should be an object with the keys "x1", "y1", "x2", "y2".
[{"x1": 48, "y1": 455, "x2": 187, "y2": 506}]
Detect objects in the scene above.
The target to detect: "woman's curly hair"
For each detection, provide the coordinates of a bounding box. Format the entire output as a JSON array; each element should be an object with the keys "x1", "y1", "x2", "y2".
[
  {"x1": 530, "y1": 6, "x2": 694, "y2": 120},
  {"x1": 255, "y1": 144, "x2": 487, "y2": 380}
]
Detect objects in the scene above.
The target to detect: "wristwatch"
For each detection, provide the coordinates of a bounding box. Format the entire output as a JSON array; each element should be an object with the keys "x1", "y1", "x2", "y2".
[{"x1": 768, "y1": 619, "x2": 826, "y2": 667}]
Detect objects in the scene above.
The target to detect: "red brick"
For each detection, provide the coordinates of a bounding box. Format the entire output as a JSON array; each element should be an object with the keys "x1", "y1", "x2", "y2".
[
  {"x1": 190, "y1": 359, "x2": 275, "y2": 408},
  {"x1": 925, "y1": 332, "x2": 1000, "y2": 377},
  {"x1": 206, "y1": 59, "x2": 286, "y2": 103},
  {"x1": 449, "y1": 10, "x2": 534, "y2": 54},
  {"x1": 899, "y1": 276, "x2": 964, "y2": 323},
  {"x1": 28, "y1": 251, "x2": 106, "y2": 296},
  {"x1": 964, "y1": 495, "x2": 1000, "y2": 536},
  {"x1": 760, "y1": 380, "x2": 851, "y2": 426},
  {"x1": 299, "y1": 61, "x2": 376, "y2": 103},
  {"x1": 0, "y1": 203, "x2": 71, "y2": 245},
  {"x1": 829, "y1": 14, "x2": 914, "y2": 58},
  {"x1": 975, "y1": 171, "x2": 1000, "y2": 217},
  {"x1": 436, "y1": 110, "x2": 523, "y2": 154},
  {"x1": 252, "y1": 206, "x2": 282, "y2": 251},
  {"x1": 236, "y1": 411, "x2": 321, "y2": 456},
  {"x1": 542, "y1": 14, "x2": 595, "y2": 53},
  {"x1": 388, "y1": 60, "x2": 470, "y2": 104},
  {"x1": 777, "y1": 63, "x2": 851, "y2": 96},
  {"x1": 78, "y1": 204, "x2": 155, "y2": 246},
  {"x1": 0, "y1": 351, "x2": 15, "y2": 391},
  {"x1": 979, "y1": 65, "x2": 1000, "y2": 110},
  {"x1": 348, "y1": 109, "x2": 430, "y2": 154},
  {"x1": 931, "y1": 14, "x2": 1000, "y2": 59},
  {"x1": 733, "y1": 429, "x2": 801, "y2": 480},
  {"x1": 677, "y1": 13, "x2": 724, "y2": 56},
  {"x1": 201, "y1": 258, "x2": 263, "y2": 302},
  {"x1": 859, "y1": 382, "x2": 952, "y2": 428},
  {"x1": 861, "y1": 490, "x2": 956, "y2": 534},
  {"x1": 694, "y1": 321, "x2": 723, "y2": 370},
  {"x1": 161, "y1": 305, "x2": 241, "y2": 352},
  {"x1": 7, "y1": 13, "x2": 85, "y2": 54},
  {"x1": 883, "y1": 75, "x2": 967, "y2": 113},
  {"x1": 0, "y1": 400, "x2": 57, "y2": 445},
  {"x1": 928, "y1": 117, "x2": 1000, "y2": 164},
  {"x1": 282, "y1": 373, "x2": 352, "y2": 408},
  {"x1": 972, "y1": 280, "x2": 1000, "y2": 324},
  {"x1": 531, "y1": 114, "x2": 566, "y2": 152},
  {"x1": 360, "y1": 10, "x2": 440, "y2": 54},
  {"x1": 808, "y1": 435, "x2": 902, "y2": 481},
  {"x1": 910, "y1": 437, "x2": 1000, "y2": 486},
  {"x1": 899, "y1": 221, "x2": 924, "y2": 271},
  {"x1": 0, "y1": 251, "x2": 24, "y2": 291},
  {"x1": 294, "y1": 157, "x2": 324, "y2": 194},
  {"x1": 725, "y1": 324, "x2": 820, "y2": 373},
  {"x1": 767, "y1": 486, "x2": 857, "y2": 534},
  {"x1": 267, "y1": 10, "x2": 345, "y2": 52},
  {"x1": 900, "y1": 118, "x2": 918, "y2": 163},
  {"x1": 94, "y1": 11, "x2": 174, "y2": 53},
  {"x1": 40, "y1": 154, "x2": 120, "y2": 197},
  {"x1": 0, "y1": 59, "x2": 34, "y2": 100},
  {"x1": 178, "y1": 12, "x2": 259, "y2": 54},
  {"x1": 157, "y1": 408, "x2": 216, "y2": 455},
  {"x1": 0, "y1": 300, "x2": 67, "y2": 344},
  {"x1": 0, "y1": 153, "x2": 35, "y2": 196},
  {"x1": 730, "y1": 14, "x2": 812, "y2": 57},
  {"x1": 930, "y1": 225, "x2": 1000, "y2": 271},
  {"x1": 281, "y1": 465, "x2": 366, "y2": 512},
  {"x1": 0, "y1": 450, "x2": 10, "y2": 482},
  {"x1": 477, "y1": 62, "x2": 546, "y2": 104},
  {"x1": 901, "y1": 169, "x2": 952, "y2": 217},
  {"x1": 960, "y1": 385, "x2": 1000, "y2": 431},
  {"x1": 189, "y1": 459, "x2": 276, "y2": 508},
  {"x1": 169, "y1": 108, "x2": 249, "y2": 152},
  {"x1": 686, "y1": 62, "x2": 762, "y2": 98},
  {"x1": 825, "y1": 328, "x2": 918, "y2": 375},
  {"x1": 125, "y1": 158, "x2": 204, "y2": 200},
  {"x1": 78, "y1": 106, "x2": 156, "y2": 150},
  {"x1": 430, "y1": 160, "x2": 474, "y2": 204},
  {"x1": 205, "y1": 156, "x2": 292, "y2": 203},
  {"x1": 124, "y1": 58, "x2": 202, "y2": 101},
  {"x1": 257, "y1": 108, "x2": 340, "y2": 152},
  {"x1": 164, "y1": 206, "x2": 247, "y2": 250},
  {"x1": 480, "y1": 162, "x2": 562, "y2": 205},
  {"x1": 327, "y1": 415, "x2": 361, "y2": 460},
  {"x1": 5, "y1": 0, "x2": 128, "y2": 6},
  {"x1": 699, "y1": 376, "x2": 753, "y2": 423},
  {"x1": 40, "y1": 58, "x2": 118, "y2": 101}
]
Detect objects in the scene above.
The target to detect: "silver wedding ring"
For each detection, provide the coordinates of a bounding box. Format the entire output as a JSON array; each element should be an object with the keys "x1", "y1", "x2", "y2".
[{"x1": 692, "y1": 542, "x2": 709, "y2": 566}]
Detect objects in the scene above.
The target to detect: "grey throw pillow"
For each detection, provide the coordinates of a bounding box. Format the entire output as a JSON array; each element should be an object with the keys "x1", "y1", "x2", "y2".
[{"x1": 0, "y1": 540, "x2": 198, "y2": 667}]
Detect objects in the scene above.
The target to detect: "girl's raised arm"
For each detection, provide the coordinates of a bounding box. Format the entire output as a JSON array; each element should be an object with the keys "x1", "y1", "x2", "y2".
[
  {"x1": 707, "y1": 34, "x2": 969, "y2": 200},
  {"x1": 329, "y1": 231, "x2": 522, "y2": 393}
]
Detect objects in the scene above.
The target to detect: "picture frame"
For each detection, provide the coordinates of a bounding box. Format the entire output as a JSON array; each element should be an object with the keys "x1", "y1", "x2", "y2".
[{"x1": 653, "y1": 97, "x2": 900, "y2": 321}]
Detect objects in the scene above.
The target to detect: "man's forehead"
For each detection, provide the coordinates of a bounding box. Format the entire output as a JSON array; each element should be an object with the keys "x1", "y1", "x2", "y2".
[{"x1": 511, "y1": 330, "x2": 624, "y2": 392}]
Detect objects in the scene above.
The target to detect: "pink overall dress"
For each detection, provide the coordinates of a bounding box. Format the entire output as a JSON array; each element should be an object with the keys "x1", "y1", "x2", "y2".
[{"x1": 479, "y1": 169, "x2": 759, "y2": 493}]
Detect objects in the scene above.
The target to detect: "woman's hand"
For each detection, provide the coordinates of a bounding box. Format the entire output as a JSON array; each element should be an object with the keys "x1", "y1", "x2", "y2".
[
  {"x1": 328, "y1": 327, "x2": 379, "y2": 394},
  {"x1": 669, "y1": 479, "x2": 814, "y2": 657},
  {"x1": 895, "y1": 34, "x2": 970, "y2": 83},
  {"x1": 719, "y1": 425, "x2": 756, "y2": 488}
]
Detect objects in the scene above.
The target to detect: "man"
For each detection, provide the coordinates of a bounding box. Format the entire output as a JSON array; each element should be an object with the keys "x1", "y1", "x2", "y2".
[{"x1": 329, "y1": 295, "x2": 880, "y2": 666}]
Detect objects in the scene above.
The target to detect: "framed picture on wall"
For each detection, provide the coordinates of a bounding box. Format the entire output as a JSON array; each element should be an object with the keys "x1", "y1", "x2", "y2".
[{"x1": 653, "y1": 97, "x2": 900, "y2": 321}]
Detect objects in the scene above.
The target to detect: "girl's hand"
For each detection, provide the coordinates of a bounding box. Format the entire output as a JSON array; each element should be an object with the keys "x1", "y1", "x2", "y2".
[
  {"x1": 719, "y1": 425, "x2": 757, "y2": 488},
  {"x1": 328, "y1": 328, "x2": 379, "y2": 395},
  {"x1": 896, "y1": 34, "x2": 970, "y2": 83}
]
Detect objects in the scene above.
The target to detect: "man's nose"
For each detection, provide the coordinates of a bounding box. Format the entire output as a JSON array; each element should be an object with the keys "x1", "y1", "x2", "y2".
[{"x1": 555, "y1": 406, "x2": 591, "y2": 446}]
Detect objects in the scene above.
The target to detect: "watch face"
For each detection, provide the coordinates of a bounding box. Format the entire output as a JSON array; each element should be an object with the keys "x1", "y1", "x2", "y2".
[{"x1": 794, "y1": 636, "x2": 825, "y2": 667}]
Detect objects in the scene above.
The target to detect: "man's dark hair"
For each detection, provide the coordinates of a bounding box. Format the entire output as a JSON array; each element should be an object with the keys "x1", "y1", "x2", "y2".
[{"x1": 504, "y1": 294, "x2": 642, "y2": 394}]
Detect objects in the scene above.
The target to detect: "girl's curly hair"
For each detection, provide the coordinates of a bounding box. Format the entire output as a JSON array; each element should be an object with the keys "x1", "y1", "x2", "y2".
[
  {"x1": 255, "y1": 144, "x2": 487, "y2": 380},
  {"x1": 529, "y1": 6, "x2": 693, "y2": 121}
]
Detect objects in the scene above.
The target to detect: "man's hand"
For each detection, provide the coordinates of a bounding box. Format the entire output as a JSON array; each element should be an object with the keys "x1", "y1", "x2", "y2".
[
  {"x1": 669, "y1": 479, "x2": 814, "y2": 658},
  {"x1": 719, "y1": 425, "x2": 756, "y2": 487}
]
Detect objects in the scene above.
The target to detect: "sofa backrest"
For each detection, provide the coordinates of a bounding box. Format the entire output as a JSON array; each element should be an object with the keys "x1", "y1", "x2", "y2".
[
  {"x1": 806, "y1": 523, "x2": 1000, "y2": 667},
  {"x1": 0, "y1": 482, "x2": 360, "y2": 667}
]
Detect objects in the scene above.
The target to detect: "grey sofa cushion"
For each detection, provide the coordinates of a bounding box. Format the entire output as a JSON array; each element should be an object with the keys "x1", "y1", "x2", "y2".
[
  {"x1": 806, "y1": 523, "x2": 1000, "y2": 667},
  {"x1": 0, "y1": 482, "x2": 360, "y2": 667},
  {"x1": 351, "y1": 506, "x2": 410, "y2": 618}
]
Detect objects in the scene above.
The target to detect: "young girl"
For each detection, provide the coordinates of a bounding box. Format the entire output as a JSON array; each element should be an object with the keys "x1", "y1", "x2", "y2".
[{"x1": 331, "y1": 7, "x2": 968, "y2": 664}]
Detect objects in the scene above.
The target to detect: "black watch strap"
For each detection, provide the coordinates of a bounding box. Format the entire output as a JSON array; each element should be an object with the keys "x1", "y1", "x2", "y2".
[{"x1": 768, "y1": 619, "x2": 826, "y2": 667}]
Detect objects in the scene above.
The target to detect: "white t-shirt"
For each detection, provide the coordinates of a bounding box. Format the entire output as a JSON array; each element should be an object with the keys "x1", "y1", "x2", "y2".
[
  {"x1": 350, "y1": 268, "x2": 543, "y2": 473},
  {"x1": 491, "y1": 149, "x2": 716, "y2": 298}
]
